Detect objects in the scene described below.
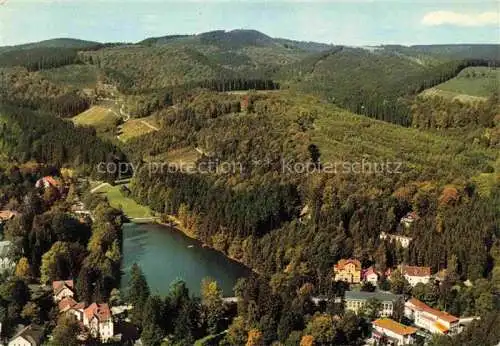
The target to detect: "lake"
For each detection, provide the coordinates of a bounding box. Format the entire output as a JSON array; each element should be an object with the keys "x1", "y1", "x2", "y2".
[{"x1": 120, "y1": 222, "x2": 251, "y2": 296}]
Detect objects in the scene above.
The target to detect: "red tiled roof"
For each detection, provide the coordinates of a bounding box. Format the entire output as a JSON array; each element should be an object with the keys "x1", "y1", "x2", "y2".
[
  {"x1": 58, "y1": 297, "x2": 77, "y2": 311},
  {"x1": 84, "y1": 303, "x2": 111, "y2": 323},
  {"x1": 335, "y1": 259, "x2": 361, "y2": 271},
  {"x1": 402, "y1": 265, "x2": 431, "y2": 277},
  {"x1": 406, "y1": 298, "x2": 459, "y2": 323},
  {"x1": 44, "y1": 176, "x2": 61, "y2": 187},
  {"x1": 52, "y1": 280, "x2": 74, "y2": 295}
]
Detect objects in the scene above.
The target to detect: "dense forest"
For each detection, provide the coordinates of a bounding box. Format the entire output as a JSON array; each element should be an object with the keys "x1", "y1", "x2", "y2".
[{"x1": 0, "y1": 105, "x2": 125, "y2": 180}]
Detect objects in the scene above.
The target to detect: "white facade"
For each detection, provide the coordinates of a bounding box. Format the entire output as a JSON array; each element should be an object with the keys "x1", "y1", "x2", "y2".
[
  {"x1": 372, "y1": 324, "x2": 415, "y2": 345},
  {"x1": 0, "y1": 241, "x2": 15, "y2": 273},
  {"x1": 404, "y1": 274, "x2": 431, "y2": 287},
  {"x1": 404, "y1": 299, "x2": 459, "y2": 335},
  {"x1": 8, "y1": 336, "x2": 33, "y2": 346},
  {"x1": 366, "y1": 272, "x2": 379, "y2": 286},
  {"x1": 54, "y1": 287, "x2": 74, "y2": 302},
  {"x1": 379, "y1": 232, "x2": 412, "y2": 249}
]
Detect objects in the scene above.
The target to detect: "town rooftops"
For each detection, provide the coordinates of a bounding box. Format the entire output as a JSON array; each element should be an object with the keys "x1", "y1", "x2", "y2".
[
  {"x1": 401, "y1": 265, "x2": 431, "y2": 277},
  {"x1": 345, "y1": 290, "x2": 402, "y2": 302},
  {"x1": 373, "y1": 318, "x2": 417, "y2": 336},
  {"x1": 406, "y1": 298, "x2": 459, "y2": 323},
  {"x1": 58, "y1": 297, "x2": 78, "y2": 312},
  {"x1": 52, "y1": 280, "x2": 74, "y2": 295},
  {"x1": 10, "y1": 324, "x2": 44, "y2": 346},
  {"x1": 84, "y1": 303, "x2": 112, "y2": 323},
  {"x1": 334, "y1": 259, "x2": 361, "y2": 271}
]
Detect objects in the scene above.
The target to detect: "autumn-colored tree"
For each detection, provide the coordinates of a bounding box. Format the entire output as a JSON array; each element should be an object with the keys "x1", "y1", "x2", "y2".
[
  {"x1": 200, "y1": 277, "x2": 224, "y2": 334},
  {"x1": 300, "y1": 335, "x2": 315, "y2": 346},
  {"x1": 15, "y1": 257, "x2": 31, "y2": 278},
  {"x1": 246, "y1": 328, "x2": 264, "y2": 346},
  {"x1": 305, "y1": 314, "x2": 337, "y2": 344}
]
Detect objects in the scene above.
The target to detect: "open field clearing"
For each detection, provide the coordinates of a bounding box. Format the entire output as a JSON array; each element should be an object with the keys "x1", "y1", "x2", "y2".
[
  {"x1": 73, "y1": 106, "x2": 120, "y2": 128},
  {"x1": 422, "y1": 66, "x2": 499, "y2": 101},
  {"x1": 118, "y1": 115, "x2": 161, "y2": 142},
  {"x1": 97, "y1": 184, "x2": 154, "y2": 219}
]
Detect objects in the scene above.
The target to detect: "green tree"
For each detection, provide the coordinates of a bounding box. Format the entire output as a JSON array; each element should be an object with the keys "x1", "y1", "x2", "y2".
[
  {"x1": 128, "y1": 263, "x2": 150, "y2": 325},
  {"x1": 200, "y1": 277, "x2": 224, "y2": 334},
  {"x1": 141, "y1": 295, "x2": 165, "y2": 346},
  {"x1": 49, "y1": 315, "x2": 81, "y2": 346},
  {"x1": 305, "y1": 313, "x2": 337, "y2": 345}
]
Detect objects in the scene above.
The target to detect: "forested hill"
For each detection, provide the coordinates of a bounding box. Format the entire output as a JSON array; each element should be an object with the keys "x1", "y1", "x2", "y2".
[{"x1": 1, "y1": 31, "x2": 498, "y2": 126}]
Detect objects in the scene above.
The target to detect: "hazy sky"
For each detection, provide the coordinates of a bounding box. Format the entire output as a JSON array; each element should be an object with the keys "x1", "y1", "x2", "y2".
[{"x1": 0, "y1": 0, "x2": 498, "y2": 46}]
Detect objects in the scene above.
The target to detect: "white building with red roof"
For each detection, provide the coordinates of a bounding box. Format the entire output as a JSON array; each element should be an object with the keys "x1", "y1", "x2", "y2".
[
  {"x1": 83, "y1": 303, "x2": 114, "y2": 341},
  {"x1": 372, "y1": 318, "x2": 417, "y2": 345},
  {"x1": 52, "y1": 280, "x2": 75, "y2": 302},
  {"x1": 58, "y1": 298, "x2": 114, "y2": 342},
  {"x1": 362, "y1": 266, "x2": 379, "y2": 286},
  {"x1": 400, "y1": 265, "x2": 431, "y2": 287},
  {"x1": 404, "y1": 298, "x2": 459, "y2": 335}
]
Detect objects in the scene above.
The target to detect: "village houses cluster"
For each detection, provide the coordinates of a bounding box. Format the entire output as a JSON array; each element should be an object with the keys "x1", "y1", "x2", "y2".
[
  {"x1": 329, "y1": 212, "x2": 468, "y2": 345},
  {"x1": 54, "y1": 280, "x2": 114, "y2": 342},
  {"x1": 332, "y1": 256, "x2": 464, "y2": 345}
]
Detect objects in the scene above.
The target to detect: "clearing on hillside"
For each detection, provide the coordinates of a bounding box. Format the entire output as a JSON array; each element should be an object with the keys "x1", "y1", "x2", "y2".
[
  {"x1": 118, "y1": 115, "x2": 161, "y2": 142},
  {"x1": 72, "y1": 105, "x2": 121, "y2": 137},
  {"x1": 421, "y1": 66, "x2": 499, "y2": 101},
  {"x1": 97, "y1": 184, "x2": 153, "y2": 219}
]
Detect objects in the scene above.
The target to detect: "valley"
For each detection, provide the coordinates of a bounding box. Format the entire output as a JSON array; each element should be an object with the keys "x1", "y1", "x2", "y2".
[{"x1": 0, "y1": 27, "x2": 498, "y2": 346}]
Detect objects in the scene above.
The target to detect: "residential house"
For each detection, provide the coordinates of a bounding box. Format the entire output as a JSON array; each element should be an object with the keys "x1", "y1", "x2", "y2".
[
  {"x1": 372, "y1": 318, "x2": 417, "y2": 345},
  {"x1": 58, "y1": 299, "x2": 114, "y2": 342},
  {"x1": 52, "y1": 280, "x2": 75, "y2": 302},
  {"x1": 400, "y1": 212, "x2": 418, "y2": 228},
  {"x1": 400, "y1": 266, "x2": 432, "y2": 287},
  {"x1": 8, "y1": 324, "x2": 44, "y2": 346},
  {"x1": 344, "y1": 291, "x2": 402, "y2": 317},
  {"x1": 334, "y1": 259, "x2": 362, "y2": 284},
  {"x1": 380, "y1": 232, "x2": 412, "y2": 249},
  {"x1": 362, "y1": 267, "x2": 379, "y2": 286},
  {"x1": 0, "y1": 240, "x2": 15, "y2": 273},
  {"x1": 404, "y1": 298, "x2": 459, "y2": 335},
  {"x1": 83, "y1": 303, "x2": 114, "y2": 341},
  {"x1": 35, "y1": 176, "x2": 61, "y2": 190}
]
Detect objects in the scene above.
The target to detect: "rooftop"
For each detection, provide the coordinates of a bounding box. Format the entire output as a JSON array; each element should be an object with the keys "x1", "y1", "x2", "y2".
[
  {"x1": 406, "y1": 298, "x2": 459, "y2": 323},
  {"x1": 401, "y1": 265, "x2": 431, "y2": 277},
  {"x1": 345, "y1": 290, "x2": 402, "y2": 302},
  {"x1": 335, "y1": 258, "x2": 361, "y2": 271},
  {"x1": 10, "y1": 324, "x2": 44, "y2": 346},
  {"x1": 373, "y1": 318, "x2": 417, "y2": 336}
]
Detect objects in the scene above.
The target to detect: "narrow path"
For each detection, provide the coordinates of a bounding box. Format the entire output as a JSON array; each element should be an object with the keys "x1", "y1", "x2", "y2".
[
  {"x1": 140, "y1": 120, "x2": 159, "y2": 131},
  {"x1": 90, "y1": 182, "x2": 110, "y2": 193}
]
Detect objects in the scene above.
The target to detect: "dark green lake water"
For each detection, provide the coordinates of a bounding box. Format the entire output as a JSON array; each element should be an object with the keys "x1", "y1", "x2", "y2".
[{"x1": 121, "y1": 222, "x2": 251, "y2": 296}]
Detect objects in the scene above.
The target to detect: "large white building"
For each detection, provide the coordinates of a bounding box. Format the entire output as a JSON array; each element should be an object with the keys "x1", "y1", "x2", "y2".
[
  {"x1": 345, "y1": 291, "x2": 402, "y2": 317},
  {"x1": 372, "y1": 318, "x2": 417, "y2": 345},
  {"x1": 404, "y1": 298, "x2": 459, "y2": 335}
]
